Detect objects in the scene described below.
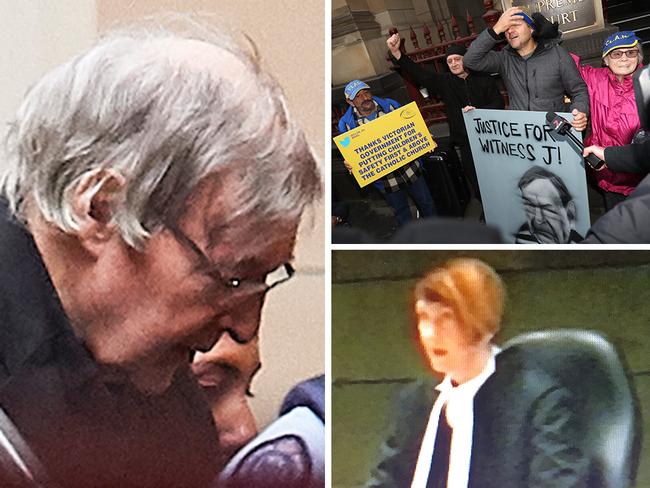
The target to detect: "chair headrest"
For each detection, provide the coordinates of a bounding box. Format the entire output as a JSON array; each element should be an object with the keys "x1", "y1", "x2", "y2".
[{"x1": 502, "y1": 329, "x2": 640, "y2": 487}]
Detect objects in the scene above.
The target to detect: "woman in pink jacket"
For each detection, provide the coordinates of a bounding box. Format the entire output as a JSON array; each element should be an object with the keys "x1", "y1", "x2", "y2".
[{"x1": 573, "y1": 31, "x2": 644, "y2": 210}]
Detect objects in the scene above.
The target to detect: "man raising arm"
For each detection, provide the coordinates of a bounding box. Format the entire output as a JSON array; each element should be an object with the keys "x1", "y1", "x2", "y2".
[
  {"x1": 386, "y1": 34, "x2": 504, "y2": 202},
  {"x1": 463, "y1": 8, "x2": 589, "y2": 131}
]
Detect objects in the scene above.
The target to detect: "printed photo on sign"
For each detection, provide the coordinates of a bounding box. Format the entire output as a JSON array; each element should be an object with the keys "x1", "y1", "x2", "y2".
[
  {"x1": 463, "y1": 109, "x2": 590, "y2": 243},
  {"x1": 333, "y1": 102, "x2": 437, "y2": 187}
]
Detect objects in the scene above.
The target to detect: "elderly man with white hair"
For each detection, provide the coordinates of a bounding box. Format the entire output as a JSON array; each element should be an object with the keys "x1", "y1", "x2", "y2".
[{"x1": 0, "y1": 23, "x2": 320, "y2": 488}]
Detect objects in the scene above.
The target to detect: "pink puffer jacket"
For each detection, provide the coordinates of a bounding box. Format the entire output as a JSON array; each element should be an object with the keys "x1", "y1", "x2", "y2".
[{"x1": 572, "y1": 53, "x2": 644, "y2": 195}]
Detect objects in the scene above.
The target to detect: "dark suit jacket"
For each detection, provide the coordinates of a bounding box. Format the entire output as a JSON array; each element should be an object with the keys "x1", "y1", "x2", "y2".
[
  {"x1": 514, "y1": 223, "x2": 584, "y2": 244},
  {"x1": 366, "y1": 347, "x2": 590, "y2": 488},
  {"x1": 0, "y1": 202, "x2": 222, "y2": 488}
]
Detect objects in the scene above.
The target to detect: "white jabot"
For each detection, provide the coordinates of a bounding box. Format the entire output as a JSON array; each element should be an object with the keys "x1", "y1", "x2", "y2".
[{"x1": 410, "y1": 346, "x2": 500, "y2": 488}]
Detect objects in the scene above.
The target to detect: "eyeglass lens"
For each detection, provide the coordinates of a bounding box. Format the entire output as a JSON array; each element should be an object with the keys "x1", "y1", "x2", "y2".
[
  {"x1": 169, "y1": 225, "x2": 294, "y2": 292},
  {"x1": 265, "y1": 263, "x2": 295, "y2": 289},
  {"x1": 611, "y1": 49, "x2": 638, "y2": 59}
]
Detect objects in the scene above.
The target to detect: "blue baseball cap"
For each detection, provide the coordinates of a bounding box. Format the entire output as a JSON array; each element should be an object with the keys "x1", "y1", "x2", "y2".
[
  {"x1": 344, "y1": 80, "x2": 370, "y2": 100},
  {"x1": 603, "y1": 31, "x2": 641, "y2": 58},
  {"x1": 515, "y1": 12, "x2": 536, "y2": 30}
]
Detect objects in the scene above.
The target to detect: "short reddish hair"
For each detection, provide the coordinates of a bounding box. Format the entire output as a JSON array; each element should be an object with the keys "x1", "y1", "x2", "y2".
[{"x1": 414, "y1": 258, "x2": 505, "y2": 342}]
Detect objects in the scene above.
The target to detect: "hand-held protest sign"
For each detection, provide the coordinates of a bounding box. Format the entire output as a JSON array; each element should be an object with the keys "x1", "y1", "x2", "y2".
[
  {"x1": 463, "y1": 109, "x2": 591, "y2": 243},
  {"x1": 333, "y1": 102, "x2": 437, "y2": 187}
]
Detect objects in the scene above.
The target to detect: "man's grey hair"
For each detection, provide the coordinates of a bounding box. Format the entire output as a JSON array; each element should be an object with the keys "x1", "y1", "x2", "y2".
[
  {"x1": 518, "y1": 166, "x2": 573, "y2": 203},
  {"x1": 1, "y1": 20, "x2": 321, "y2": 249},
  {"x1": 517, "y1": 165, "x2": 576, "y2": 219}
]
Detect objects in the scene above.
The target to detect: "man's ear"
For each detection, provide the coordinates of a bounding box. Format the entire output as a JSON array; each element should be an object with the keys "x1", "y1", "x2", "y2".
[
  {"x1": 70, "y1": 168, "x2": 126, "y2": 254},
  {"x1": 566, "y1": 200, "x2": 577, "y2": 222}
]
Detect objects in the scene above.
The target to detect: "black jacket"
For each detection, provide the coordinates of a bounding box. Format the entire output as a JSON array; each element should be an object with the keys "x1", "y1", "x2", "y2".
[
  {"x1": 0, "y1": 202, "x2": 221, "y2": 488},
  {"x1": 365, "y1": 346, "x2": 589, "y2": 488},
  {"x1": 604, "y1": 140, "x2": 650, "y2": 174},
  {"x1": 583, "y1": 141, "x2": 650, "y2": 243},
  {"x1": 395, "y1": 54, "x2": 504, "y2": 144}
]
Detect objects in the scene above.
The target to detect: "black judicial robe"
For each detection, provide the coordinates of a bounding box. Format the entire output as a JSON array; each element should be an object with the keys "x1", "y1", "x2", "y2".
[{"x1": 365, "y1": 346, "x2": 591, "y2": 488}]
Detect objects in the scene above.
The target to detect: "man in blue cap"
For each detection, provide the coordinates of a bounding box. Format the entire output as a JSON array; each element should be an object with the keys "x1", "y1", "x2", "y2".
[
  {"x1": 463, "y1": 7, "x2": 589, "y2": 132},
  {"x1": 338, "y1": 80, "x2": 436, "y2": 227}
]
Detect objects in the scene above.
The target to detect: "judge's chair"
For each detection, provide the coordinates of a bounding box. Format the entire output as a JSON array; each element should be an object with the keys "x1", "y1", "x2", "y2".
[{"x1": 503, "y1": 329, "x2": 641, "y2": 488}]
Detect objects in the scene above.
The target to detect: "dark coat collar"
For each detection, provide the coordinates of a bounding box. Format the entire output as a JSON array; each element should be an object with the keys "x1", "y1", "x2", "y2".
[{"x1": 0, "y1": 200, "x2": 98, "y2": 388}]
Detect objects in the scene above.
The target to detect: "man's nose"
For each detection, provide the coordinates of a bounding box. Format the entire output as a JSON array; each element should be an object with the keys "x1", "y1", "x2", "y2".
[
  {"x1": 219, "y1": 293, "x2": 266, "y2": 344},
  {"x1": 534, "y1": 206, "x2": 545, "y2": 224}
]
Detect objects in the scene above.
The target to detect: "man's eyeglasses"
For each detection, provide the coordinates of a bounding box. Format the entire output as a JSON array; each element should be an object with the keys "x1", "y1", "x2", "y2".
[
  {"x1": 609, "y1": 49, "x2": 639, "y2": 60},
  {"x1": 168, "y1": 225, "x2": 295, "y2": 297}
]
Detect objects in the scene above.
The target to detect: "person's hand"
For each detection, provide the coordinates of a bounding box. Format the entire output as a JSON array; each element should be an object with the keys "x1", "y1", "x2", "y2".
[
  {"x1": 493, "y1": 7, "x2": 524, "y2": 35},
  {"x1": 462, "y1": 106, "x2": 476, "y2": 113},
  {"x1": 583, "y1": 145, "x2": 607, "y2": 170},
  {"x1": 571, "y1": 109, "x2": 587, "y2": 131},
  {"x1": 387, "y1": 34, "x2": 402, "y2": 60},
  {"x1": 343, "y1": 160, "x2": 353, "y2": 174}
]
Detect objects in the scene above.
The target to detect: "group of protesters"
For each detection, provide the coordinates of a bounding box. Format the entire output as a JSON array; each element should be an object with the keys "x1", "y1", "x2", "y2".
[{"x1": 336, "y1": 6, "x2": 649, "y2": 243}]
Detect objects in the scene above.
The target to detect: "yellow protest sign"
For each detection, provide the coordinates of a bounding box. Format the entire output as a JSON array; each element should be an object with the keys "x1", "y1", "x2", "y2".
[{"x1": 334, "y1": 102, "x2": 437, "y2": 187}]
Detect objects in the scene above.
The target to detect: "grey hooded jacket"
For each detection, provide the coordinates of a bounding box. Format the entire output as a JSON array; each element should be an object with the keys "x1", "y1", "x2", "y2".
[{"x1": 464, "y1": 28, "x2": 589, "y2": 115}]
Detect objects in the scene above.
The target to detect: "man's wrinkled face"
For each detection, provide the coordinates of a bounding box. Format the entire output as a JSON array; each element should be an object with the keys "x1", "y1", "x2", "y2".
[
  {"x1": 506, "y1": 22, "x2": 533, "y2": 51},
  {"x1": 521, "y1": 178, "x2": 574, "y2": 243},
  {"x1": 192, "y1": 333, "x2": 260, "y2": 460},
  {"x1": 415, "y1": 300, "x2": 484, "y2": 379},
  {"x1": 446, "y1": 54, "x2": 466, "y2": 76},
  {"x1": 80, "y1": 174, "x2": 299, "y2": 394},
  {"x1": 348, "y1": 89, "x2": 375, "y2": 116}
]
